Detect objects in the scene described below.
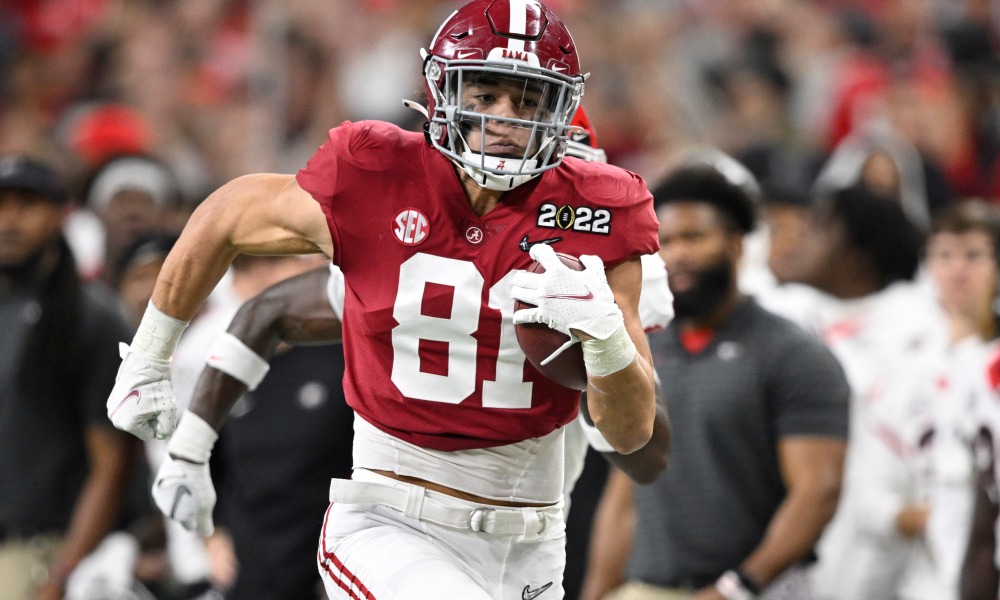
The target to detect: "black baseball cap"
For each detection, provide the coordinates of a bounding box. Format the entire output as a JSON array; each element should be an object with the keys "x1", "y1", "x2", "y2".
[
  {"x1": 0, "y1": 156, "x2": 69, "y2": 204},
  {"x1": 652, "y1": 163, "x2": 757, "y2": 233}
]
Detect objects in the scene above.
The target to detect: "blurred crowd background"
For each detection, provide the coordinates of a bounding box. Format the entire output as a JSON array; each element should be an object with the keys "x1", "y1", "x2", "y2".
[{"x1": 2, "y1": 0, "x2": 999, "y2": 215}]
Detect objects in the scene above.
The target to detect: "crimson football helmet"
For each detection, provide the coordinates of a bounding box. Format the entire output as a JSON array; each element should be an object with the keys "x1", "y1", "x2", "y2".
[
  {"x1": 565, "y1": 106, "x2": 606, "y2": 163},
  {"x1": 421, "y1": 0, "x2": 585, "y2": 190}
]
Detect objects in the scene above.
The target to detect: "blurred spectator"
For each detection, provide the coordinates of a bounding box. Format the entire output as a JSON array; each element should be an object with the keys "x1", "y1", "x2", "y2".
[
  {"x1": 54, "y1": 102, "x2": 155, "y2": 196},
  {"x1": 814, "y1": 118, "x2": 943, "y2": 230},
  {"x1": 0, "y1": 155, "x2": 134, "y2": 600},
  {"x1": 113, "y1": 233, "x2": 179, "y2": 328},
  {"x1": 937, "y1": 3, "x2": 1000, "y2": 202},
  {"x1": 654, "y1": 146, "x2": 770, "y2": 289},
  {"x1": 0, "y1": 0, "x2": 993, "y2": 202},
  {"x1": 0, "y1": 0, "x2": 117, "y2": 161},
  {"x1": 867, "y1": 200, "x2": 1000, "y2": 600},
  {"x1": 821, "y1": 4, "x2": 965, "y2": 164},
  {"x1": 704, "y1": 27, "x2": 795, "y2": 157},
  {"x1": 954, "y1": 219, "x2": 1000, "y2": 600},
  {"x1": 81, "y1": 154, "x2": 182, "y2": 285},
  {"x1": 271, "y1": 27, "x2": 344, "y2": 174},
  {"x1": 736, "y1": 144, "x2": 825, "y2": 311},
  {"x1": 580, "y1": 162, "x2": 850, "y2": 600},
  {"x1": 66, "y1": 103, "x2": 152, "y2": 171},
  {"x1": 756, "y1": 184, "x2": 813, "y2": 287},
  {"x1": 925, "y1": 200, "x2": 1000, "y2": 344},
  {"x1": 328, "y1": 0, "x2": 442, "y2": 131},
  {"x1": 774, "y1": 184, "x2": 932, "y2": 599}
]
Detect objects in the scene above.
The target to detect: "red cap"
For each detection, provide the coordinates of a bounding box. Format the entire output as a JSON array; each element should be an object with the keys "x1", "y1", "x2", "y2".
[{"x1": 70, "y1": 104, "x2": 151, "y2": 168}]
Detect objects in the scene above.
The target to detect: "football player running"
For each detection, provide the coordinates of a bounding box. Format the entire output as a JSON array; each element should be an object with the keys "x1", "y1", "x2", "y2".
[
  {"x1": 106, "y1": 2, "x2": 660, "y2": 598},
  {"x1": 161, "y1": 106, "x2": 671, "y2": 529}
]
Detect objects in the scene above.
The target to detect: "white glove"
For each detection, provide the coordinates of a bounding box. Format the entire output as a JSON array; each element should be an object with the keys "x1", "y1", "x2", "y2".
[
  {"x1": 64, "y1": 532, "x2": 139, "y2": 600},
  {"x1": 106, "y1": 343, "x2": 178, "y2": 441},
  {"x1": 153, "y1": 453, "x2": 216, "y2": 536},
  {"x1": 511, "y1": 244, "x2": 624, "y2": 341},
  {"x1": 154, "y1": 411, "x2": 219, "y2": 536},
  {"x1": 638, "y1": 252, "x2": 674, "y2": 332}
]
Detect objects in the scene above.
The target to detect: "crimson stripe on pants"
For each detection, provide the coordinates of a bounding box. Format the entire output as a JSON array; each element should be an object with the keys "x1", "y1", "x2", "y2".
[{"x1": 318, "y1": 502, "x2": 377, "y2": 600}]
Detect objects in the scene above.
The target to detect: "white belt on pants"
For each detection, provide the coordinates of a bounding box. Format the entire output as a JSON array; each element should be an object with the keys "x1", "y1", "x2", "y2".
[{"x1": 329, "y1": 470, "x2": 564, "y2": 540}]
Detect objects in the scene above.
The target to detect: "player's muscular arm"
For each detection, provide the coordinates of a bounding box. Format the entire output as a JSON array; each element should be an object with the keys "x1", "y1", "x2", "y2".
[
  {"x1": 961, "y1": 432, "x2": 1000, "y2": 600},
  {"x1": 109, "y1": 176, "x2": 333, "y2": 442},
  {"x1": 154, "y1": 174, "x2": 332, "y2": 321},
  {"x1": 585, "y1": 257, "x2": 657, "y2": 454},
  {"x1": 41, "y1": 426, "x2": 132, "y2": 594},
  {"x1": 582, "y1": 380, "x2": 670, "y2": 483},
  {"x1": 961, "y1": 479, "x2": 1000, "y2": 600},
  {"x1": 190, "y1": 266, "x2": 342, "y2": 430},
  {"x1": 579, "y1": 468, "x2": 635, "y2": 600},
  {"x1": 149, "y1": 266, "x2": 341, "y2": 535},
  {"x1": 739, "y1": 437, "x2": 845, "y2": 588}
]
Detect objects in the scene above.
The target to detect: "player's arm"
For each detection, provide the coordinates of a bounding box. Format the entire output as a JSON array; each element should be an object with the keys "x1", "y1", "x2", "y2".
[
  {"x1": 155, "y1": 174, "x2": 332, "y2": 321},
  {"x1": 152, "y1": 266, "x2": 342, "y2": 535},
  {"x1": 584, "y1": 256, "x2": 657, "y2": 454},
  {"x1": 734, "y1": 436, "x2": 845, "y2": 591},
  {"x1": 107, "y1": 175, "x2": 332, "y2": 441},
  {"x1": 512, "y1": 246, "x2": 657, "y2": 454},
  {"x1": 579, "y1": 468, "x2": 635, "y2": 600},
  {"x1": 962, "y1": 478, "x2": 1000, "y2": 600},
  {"x1": 191, "y1": 265, "x2": 341, "y2": 429},
  {"x1": 41, "y1": 425, "x2": 133, "y2": 596},
  {"x1": 848, "y1": 416, "x2": 924, "y2": 540},
  {"x1": 961, "y1": 429, "x2": 999, "y2": 600},
  {"x1": 579, "y1": 379, "x2": 670, "y2": 484}
]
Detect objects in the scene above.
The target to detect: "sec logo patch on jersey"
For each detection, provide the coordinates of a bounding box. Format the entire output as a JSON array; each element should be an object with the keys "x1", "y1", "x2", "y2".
[
  {"x1": 536, "y1": 202, "x2": 612, "y2": 235},
  {"x1": 392, "y1": 208, "x2": 430, "y2": 246}
]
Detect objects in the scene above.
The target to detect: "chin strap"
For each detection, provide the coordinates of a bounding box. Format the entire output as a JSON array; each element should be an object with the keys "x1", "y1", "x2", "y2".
[
  {"x1": 403, "y1": 99, "x2": 435, "y2": 145},
  {"x1": 402, "y1": 99, "x2": 429, "y2": 120},
  {"x1": 459, "y1": 147, "x2": 540, "y2": 191}
]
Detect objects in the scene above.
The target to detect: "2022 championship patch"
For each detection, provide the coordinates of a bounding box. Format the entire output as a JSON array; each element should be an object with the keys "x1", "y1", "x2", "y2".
[{"x1": 536, "y1": 203, "x2": 611, "y2": 235}]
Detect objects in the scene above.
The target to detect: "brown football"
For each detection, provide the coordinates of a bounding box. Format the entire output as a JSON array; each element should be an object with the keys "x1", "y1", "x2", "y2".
[{"x1": 515, "y1": 252, "x2": 588, "y2": 391}]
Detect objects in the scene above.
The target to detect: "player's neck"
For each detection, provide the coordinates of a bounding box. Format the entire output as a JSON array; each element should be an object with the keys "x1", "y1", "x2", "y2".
[{"x1": 458, "y1": 169, "x2": 505, "y2": 217}]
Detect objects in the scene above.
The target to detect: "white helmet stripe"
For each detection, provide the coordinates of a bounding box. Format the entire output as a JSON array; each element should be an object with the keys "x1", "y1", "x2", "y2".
[
  {"x1": 428, "y1": 8, "x2": 458, "y2": 49},
  {"x1": 507, "y1": 0, "x2": 527, "y2": 52}
]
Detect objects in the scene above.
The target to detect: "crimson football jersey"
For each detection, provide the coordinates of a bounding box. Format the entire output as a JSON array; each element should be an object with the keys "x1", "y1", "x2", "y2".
[{"x1": 297, "y1": 121, "x2": 658, "y2": 451}]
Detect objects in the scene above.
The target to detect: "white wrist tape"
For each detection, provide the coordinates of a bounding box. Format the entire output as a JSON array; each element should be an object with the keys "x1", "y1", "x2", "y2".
[
  {"x1": 205, "y1": 332, "x2": 270, "y2": 391},
  {"x1": 582, "y1": 325, "x2": 637, "y2": 377},
  {"x1": 131, "y1": 301, "x2": 189, "y2": 361},
  {"x1": 716, "y1": 570, "x2": 756, "y2": 600},
  {"x1": 166, "y1": 412, "x2": 218, "y2": 464},
  {"x1": 577, "y1": 412, "x2": 616, "y2": 453}
]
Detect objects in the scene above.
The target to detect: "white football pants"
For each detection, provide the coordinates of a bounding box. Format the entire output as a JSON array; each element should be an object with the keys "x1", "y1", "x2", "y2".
[{"x1": 317, "y1": 470, "x2": 567, "y2": 600}]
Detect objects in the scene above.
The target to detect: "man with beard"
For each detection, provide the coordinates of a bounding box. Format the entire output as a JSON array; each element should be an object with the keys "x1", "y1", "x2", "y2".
[
  {"x1": 581, "y1": 163, "x2": 850, "y2": 600},
  {"x1": 0, "y1": 156, "x2": 135, "y2": 600}
]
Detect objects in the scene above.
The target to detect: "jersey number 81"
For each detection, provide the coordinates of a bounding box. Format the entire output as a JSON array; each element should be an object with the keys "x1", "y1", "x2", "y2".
[{"x1": 390, "y1": 253, "x2": 534, "y2": 410}]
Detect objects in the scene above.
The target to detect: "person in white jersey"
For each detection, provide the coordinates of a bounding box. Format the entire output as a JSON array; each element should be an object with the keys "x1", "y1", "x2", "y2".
[{"x1": 775, "y1": 184, "x2": 929, "y2": 599}]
